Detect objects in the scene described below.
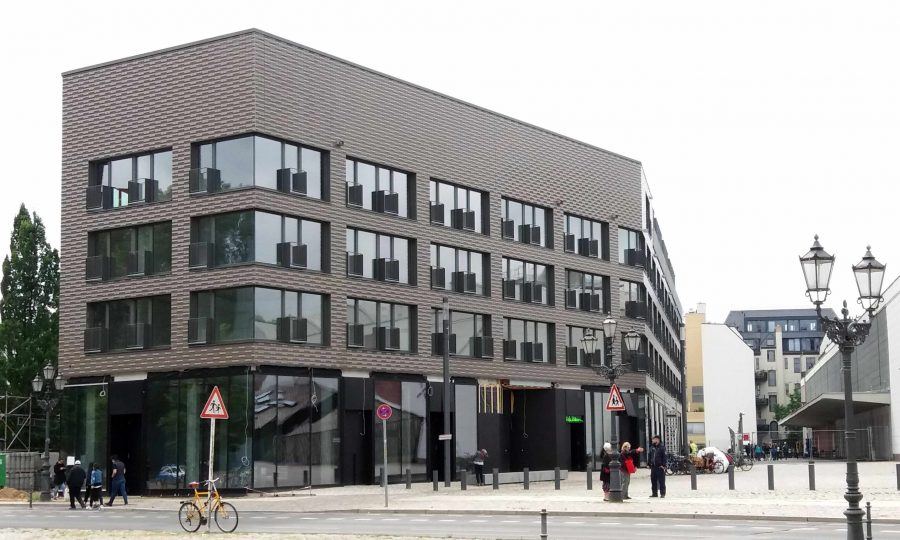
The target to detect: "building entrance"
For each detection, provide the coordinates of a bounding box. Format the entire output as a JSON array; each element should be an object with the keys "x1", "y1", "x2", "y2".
[{"x1": 109, "y1": 413, "x2": 143, "y2": 494}]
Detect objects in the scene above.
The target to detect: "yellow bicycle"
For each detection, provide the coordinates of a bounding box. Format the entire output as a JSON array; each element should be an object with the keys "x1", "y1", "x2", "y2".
[{"x1": 178, "y1": 478, "x2": 239, "y2": 533}]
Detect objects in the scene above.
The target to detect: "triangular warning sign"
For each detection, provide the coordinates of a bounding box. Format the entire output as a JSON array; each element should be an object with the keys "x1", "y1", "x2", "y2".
[
  {"x1": 200, "y1": 386, "x2": 229, "y2": 419},
  {"x1": 605, "y1": 384, "x2": 626, "y2": 412}
]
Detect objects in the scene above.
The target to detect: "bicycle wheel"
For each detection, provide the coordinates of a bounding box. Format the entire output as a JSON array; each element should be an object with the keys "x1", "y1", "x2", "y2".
[
  {"x1": 214, "y1": 501, "x2": 239, "y2": 533},
  {"x1": 178, "y1": 502, "x2": 203, "y2": 533},
  {"x1": 740, "y1": 459, "x2": 753, "y2": 472}
]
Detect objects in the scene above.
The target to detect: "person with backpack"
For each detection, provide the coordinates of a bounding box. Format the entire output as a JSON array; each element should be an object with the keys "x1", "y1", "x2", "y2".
[
  {"x1": 620, "y1": 441, "x2": 643, "y2": 500},
  {"x1": 106, "y1": 455, "x2": 128, "y2": 506},
  {"x1": 65, "y1": 460, "x2": 87, "y2": 510},
  {"x1": 88, "y1": 463, "x2": 104, "y2": 509}
]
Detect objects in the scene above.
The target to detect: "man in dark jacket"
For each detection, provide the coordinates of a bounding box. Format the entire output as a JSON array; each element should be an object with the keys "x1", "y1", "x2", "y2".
[
  {"x1": 66, "y1": 460, "x2": 87, "y2": 509},
  {"x1": 649, "y1": 435, "x2": 666, "y2": 498},
  {"x1": 52, "y1": 459, "x2": 66, "y2": 500},
  {"x1": 106, "y1": 455, "x2": 128, "y2": 506}
]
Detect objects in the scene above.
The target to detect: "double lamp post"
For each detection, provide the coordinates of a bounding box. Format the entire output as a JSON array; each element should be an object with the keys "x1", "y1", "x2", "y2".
[
  {"x1": 799, "y1": 235, "x2": 886, "y2": 540},
  {"x1": 31, "y1": 362, "x2": 66, "y2": 502},
  {"x1": 581, "y1": 317, "x2": 641, "y2": 503}
]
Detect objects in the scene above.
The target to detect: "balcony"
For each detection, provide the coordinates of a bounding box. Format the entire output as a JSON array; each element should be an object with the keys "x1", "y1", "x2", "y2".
[
  {"x1": 125, "y1": 323, "x2": 150, "y2": 350},
  {"x1": 277, "y1": 242, "x2": 307, "y2": 269},
  {"x1": 85, "y1": 255, "x2": 109, "y2": 282},
  {"x1": 276, "y1": 168, "x2": 307, "y2": 195},
  {"x1": 755, "y1": 370, "x2": 768, "y2": 382},
  {"x1": 625, "y1": 301, "x2": 648, "y2": 320},
  {"x1": 277, "y1": 316, "x2": 308, "y2": 343},
  {"x1": 83, "y1": 327, "x2": 107, "y2": 353},
  {"x1": 188, "y1": 317, "x2": 214, "y2": 345},
  {"x1": 431, "y1": 266, "x2": 446, "y2": 289},
  {"x1": 376, "y1": 326, "x2": 401, "y2": 351},
  {"x1": 346, "y1": 252, "x2": 365, "y2": 276},
  {"x1": 577, "y1": 237, "x2": 599, "y2": 258},
  {"x1": 756, "y1": 395, "x2": 769, "y2": 407},
  {"x1": 375, "y1": 258, "x2": 401, "y2": 283},
  {"x1": 451, "y1": 271, "x2": 477, "y2": 294},
  {"x1": 565, "y1": 347, "x2": 589, "y2": 367},
  {"x1": 126, "y1": 250, "x2": 153, "y2": 277},
  {"x1": 189, "y1": 242, "x2": 214, "y2": 269},
  {"x1": 624, "y1": 248, "x2": 646, "y2": 269},
  {"x1": 85, "y1": 185, "x2": 113, "y2": 211},
  {"x1": 347, "y1": 323, "x2": 365, "y2": 347},
  {"x1": 429, "y1": 203, "x2": 445, "y2": 224},
  {"x1": 127, "y1": 178, "x2": 158, "y2": 204},
  {"x1": 188, "y1": 168, "x2": 222, "y2": 194},
  {"x1": 372, "y1": 190, "x2": 399, "y2": 215},
  {"x1": 450, "y1": 208, "x2": 476, "y2": 231},
  {"x1": 627, "y1": 352, "x2": 650, "y2": 372}
]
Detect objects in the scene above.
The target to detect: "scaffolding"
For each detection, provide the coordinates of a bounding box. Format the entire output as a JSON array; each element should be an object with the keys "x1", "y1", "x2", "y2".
[{"x1": 0, "y1": 394, "x2": 33, "y2": 452}]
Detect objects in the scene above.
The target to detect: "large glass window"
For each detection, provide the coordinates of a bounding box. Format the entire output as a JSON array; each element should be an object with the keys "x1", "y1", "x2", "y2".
[
  {"x1": 84, "y1": 295, "x2": 171, "y2": 352},
  {"x1": 430, "y1": 179, "x2": 488, "y2": 234},
  {"x1": 60, "y1": 384, "x2": 108, "y2": 474},
  {"x1": 90, "y1": 149, "x2": 173, "y2": 208},
  {"x1": 346, "y1": 298, "x2": 415, "y2": 352},
  {"x1": 501, "y1": 257, "x2": 551, "y2": 305},
  {"x1": 196, "y1": 135, "x2": 325, "y2": 198},
  {"x1": 564, "y1": 213, "x2": 607, "y2": 259},
  {"x1": 430, "y1": 309, "x2": 491, "y2": 357},
  {"x1": 565, "y1": 269, "x2": 606, "y2": 312},
  {"x1": 346, "y1": 228, "x2": 413, "y2": 284},
  {"x1": 619, "y1": 280, "x2": 646, "y2": 313},
  {"x1": 87, "y1": 222, "x2": 172, "y2": 280},
  {"x1": 374, "y1": 379, "x2": 428, "y2": 481},
  {"x1": 566, "y1": 325, "x2": 602, "y2": 366},
  {"x1": 502, "y1": 317, "x2": 552, "y2": 362},
  {"x1": 346, "y1": 158, "x2": 413, "y2": 218},
  {"x1": 454, "y1": 384, "x2": 478, "y2": 473},
  {"x1": 501, "y1": 197, "x2": 551, "y2": 246},
  {"x1": 429, "y1": 243, "x2": 488, "y2": 295},
  {"x1": 617, "y1": 227, "x2": 644, "y2": 265}
]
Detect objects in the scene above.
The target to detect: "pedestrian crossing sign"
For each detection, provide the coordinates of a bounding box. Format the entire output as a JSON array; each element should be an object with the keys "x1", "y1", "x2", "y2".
[
  {"x1": 200, "y1": 386, "x2": 229, "y2": 419},
  {"x1": 605, "y1": 384, "x2": 626, "y2": 412}
]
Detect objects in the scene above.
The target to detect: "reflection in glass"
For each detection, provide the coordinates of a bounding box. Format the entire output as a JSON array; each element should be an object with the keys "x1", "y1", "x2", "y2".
[
  {"x1": 216, "y1": 137, "x2": 254, "y2": 189},
  {"x1": 454, "y1": 384, "x2": 478, "y2": 472}
]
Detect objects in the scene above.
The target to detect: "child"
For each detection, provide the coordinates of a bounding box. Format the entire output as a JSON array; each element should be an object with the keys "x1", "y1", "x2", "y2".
[{"x1": 88, "y1": 463, "x2": 104, "y2": 509}]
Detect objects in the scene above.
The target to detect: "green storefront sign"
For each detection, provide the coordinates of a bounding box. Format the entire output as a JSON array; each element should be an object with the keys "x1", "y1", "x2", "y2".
[{"x1": 565, "y1": 415, "x2": 584, "y2": 424}]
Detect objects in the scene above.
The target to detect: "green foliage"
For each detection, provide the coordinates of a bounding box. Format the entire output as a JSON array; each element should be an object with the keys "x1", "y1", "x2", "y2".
[
  {"x1": 773, "y1": 389, "x2": 802, "y2": 421},
  {"x1": 0, "y1": 204, "x2": 59, "y2": 396}
]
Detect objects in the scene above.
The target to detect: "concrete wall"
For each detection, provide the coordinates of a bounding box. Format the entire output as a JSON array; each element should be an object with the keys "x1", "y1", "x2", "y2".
[{"x1": 701, "y1": 323, "x2": 757, "y2": 450}]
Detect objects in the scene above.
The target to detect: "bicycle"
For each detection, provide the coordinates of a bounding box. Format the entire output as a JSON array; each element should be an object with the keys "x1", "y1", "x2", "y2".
[
  {"x1": 730, "y1": 452, "x2": 754, "y2": 472},
  {"x1": 178, "y1": 477, "x2": 239, "y2": 533}
]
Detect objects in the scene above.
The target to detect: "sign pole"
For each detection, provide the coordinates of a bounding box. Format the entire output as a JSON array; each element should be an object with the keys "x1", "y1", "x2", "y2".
[
  {"x1": 199, "y1": 386, "x2": 229, "y2": 532},
  {"x1": 383, "y1": 417, "x2": 388, "y2": 508},
  {"x1": 207, "y1": 417, "x2": 215, "y2": 532}
]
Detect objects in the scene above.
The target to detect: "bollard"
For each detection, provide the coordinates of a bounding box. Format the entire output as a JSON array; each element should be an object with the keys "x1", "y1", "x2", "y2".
[
  {"x1": 406, "y1": 469, "x2": 411, "y2": 490},
  {"x1": 433, "y1": 470, "x2": 439, "y2": 492},
  {"x1": 866, "y1": 501, "x2": 873, "y2": 540},
  {"x1": 690, "y1": 464, "x2": 697, "y2": 491},
  {"x1": 554, "y1": 467, "x2": 560, "y2": 490},
  {"x1": 524, "y1": 468, "x2": 530, "y2": 490},
  {"x1": 586, "y1": 465, "x2": 593, "y2": 490},
  {"x1": 728, "y1": 465, "x2": 735, "y2": 490},
  {"x1": 540, "y1": 509, "x2": 548, "y2": 540},
  {"x1": 767, "y1": 464, "x2": 774, "y2": 490},
  {"x1": 460, "y1": 470, "x2": 467, "y2": 491},
  {"x1": 808, "y1": 461, "x2": 815, "y2": 491},
  {"x1": 493, "y1": 468, "x2": 499, "y2": 490},
  {"x1": 896, "y1": 464, "x2": 900, "y2": 491}
]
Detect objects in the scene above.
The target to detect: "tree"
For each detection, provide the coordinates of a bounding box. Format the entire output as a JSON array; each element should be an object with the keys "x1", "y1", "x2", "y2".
[
  {"x1": 774, "y1": 389, "x2": 802, "y2": 421},
  {"x1": 0, "y1": 204, "x2": 59, "y2": 396}
]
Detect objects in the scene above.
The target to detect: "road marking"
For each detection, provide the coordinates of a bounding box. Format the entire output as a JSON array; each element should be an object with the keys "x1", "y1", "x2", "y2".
[
  {"x1": 500, "y1": 520, "x2": 519, "y2": 523},
  {"x1": 564, "y1": 521, "x2": 585, "y2": 525},
  {"x1": 299, "y1": 517, "x2": 316, "y2": 520},
  {"x1": 353, "y1": 518, "x2": 372, "y2": 521},
  {"x1": 673, "y1": 524, "x2": 697, "y2": 527},
  {"x1": 790, "y1": 527, "x2": 816, "y2": 531},
  {"x1": 881, "y1": 531, "x2": 900, "y2": 534},
  {"x1": 634, "y1": 523, "x2": 655, "y2": 527},
  {"x1": 469, "y1": 519, "x2": 487, "y2": 523},
  {"x1": 381, "y1": 518, "x2": 399, "y2": 521},
  {"x1": 438, "y1": 519, "x2": 455, "y2": 522},
  {"x1": 834, "y1": 528, "x2": 847, "y2": 532},
  {"x1": 751, "y1": 526, "x2": 774, "y2": 530},
  {"x1": 596, "y1": 522, "x2": 621, "y2": 526},
  {"x1": 713, "y1": 525, "x2": 735, "y2": 529},
  {"x1": 409, "y1": 518, "x2": 427, "y2": 522},
  {"x1": 326, "y1": 517, "x2": 343, "y2": 521}
]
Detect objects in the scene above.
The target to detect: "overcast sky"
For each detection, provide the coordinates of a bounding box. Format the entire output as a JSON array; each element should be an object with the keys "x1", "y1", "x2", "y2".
[{"x1": 1, "y1": 1, "x2": 898, "y2": 323}]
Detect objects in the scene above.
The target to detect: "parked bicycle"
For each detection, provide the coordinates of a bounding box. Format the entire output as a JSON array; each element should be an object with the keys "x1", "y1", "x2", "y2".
[
  {"x1": 178, "y1": 477, "x2": 239, "y2": 533},
  {"x1": 729, "y1": 451, "x2": 754, "y2": 472},
  {"x1": 665, "y1": 454, "x2": 692, "y2": 476}
]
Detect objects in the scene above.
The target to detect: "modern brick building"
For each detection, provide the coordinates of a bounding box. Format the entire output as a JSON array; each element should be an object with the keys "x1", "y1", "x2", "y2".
[{"x1": 59, "y1": 29, "x2": 684, "y2": 492}]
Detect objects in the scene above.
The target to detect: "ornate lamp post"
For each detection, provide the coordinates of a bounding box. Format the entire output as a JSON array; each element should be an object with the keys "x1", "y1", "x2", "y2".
[
  {"x1": 582, "y1": 319, "x2": 641, "y2": 503},
  {"x1": 799, "y1": 236, "x2": 886, "y2": 540},
  {"x1": 31, "y1": 362, "x2": 66, "y2": 502}
]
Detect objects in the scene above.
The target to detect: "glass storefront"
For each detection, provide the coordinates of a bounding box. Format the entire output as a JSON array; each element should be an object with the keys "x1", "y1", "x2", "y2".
[
  {"x1": 454, "y1": 384, "x2": 478, "y2": 472},
  {"x1": 373, "y1": 379, "x2": 428, "y2": 481},
  {"x1": 584, "y1": 390, "x2": 614, "y2": 470},
  {"x1": 60, "y1": 384, "x2": 108, "y2": 469}
]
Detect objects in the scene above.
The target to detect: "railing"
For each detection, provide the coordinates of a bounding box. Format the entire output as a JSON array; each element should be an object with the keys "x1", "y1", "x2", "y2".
[{"x1": 188, "y1": 317, "x2": 213, "y2": 345}]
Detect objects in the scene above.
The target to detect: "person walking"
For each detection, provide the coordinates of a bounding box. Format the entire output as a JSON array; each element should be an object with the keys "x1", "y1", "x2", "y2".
[
  {"x1": 52, "y1": 459, "x2": 66, "y2": 501},
  {"x1": 754, "y1": 444, "x2": 763, "y2": 461},
  {"x1": 106, "y1": 455, "x2": 128, "y2": 506},
  {"x1": 649, "y1": 434, "x2": 666, "y2": 498},
  {"x1": 66, "y1": 460, "x2": 87, "y2": 510},
  {"x1": 620, "y1": 442, "x2": 643, "y2": 500},
  {"x1": 88, "y1": 463, "x2": 104, "y2": 509},
  {"x1": 473, "y1": 449, "x2": 488, "y2": 486},
  {"x1": 599, "y1": 443, "x2": 612, "y2": 501}
]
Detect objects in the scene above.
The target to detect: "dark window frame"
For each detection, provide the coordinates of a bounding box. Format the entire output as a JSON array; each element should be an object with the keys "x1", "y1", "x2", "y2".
[{"x1": 345, "y1": 156, "x2": 415, "y2": 219}]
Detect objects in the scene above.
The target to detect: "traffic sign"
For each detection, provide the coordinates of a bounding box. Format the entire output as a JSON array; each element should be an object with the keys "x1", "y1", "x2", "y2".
[
  {"x1": 376, "y1": 403, "x2": 393, "y2": 421},
  {"x1": 605, "y1": 384, "x2": 626, "y2": 412},
  {"x1": 200, "y1": 386, "x2": 229, "y2": 419}
]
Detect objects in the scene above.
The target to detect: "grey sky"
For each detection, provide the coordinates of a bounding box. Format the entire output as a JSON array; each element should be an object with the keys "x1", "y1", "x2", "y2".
[{"x1": 1, "y1": 0, "x2": 897, "y2": 323}]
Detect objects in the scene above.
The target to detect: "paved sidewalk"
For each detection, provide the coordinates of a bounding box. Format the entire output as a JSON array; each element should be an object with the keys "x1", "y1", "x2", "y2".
[{"x1": 6, "y1": 461, "x2": 899, "y2": 521}]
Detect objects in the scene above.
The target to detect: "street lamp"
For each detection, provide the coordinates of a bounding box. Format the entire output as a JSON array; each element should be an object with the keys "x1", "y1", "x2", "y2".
[
  {"x1": 31, "y1": 362, "x2": 66, "y2": 502},
  {"x1": 582, "y1": 320, "x2": 642, "y2": 503},
  {"x1": 799, "y1": 236, "x2": 886, "y2": 540}
]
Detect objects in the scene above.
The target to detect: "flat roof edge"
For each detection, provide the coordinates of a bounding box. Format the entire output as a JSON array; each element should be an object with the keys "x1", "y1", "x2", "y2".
[{"x1": 61, "y1": 28, "x2": 642, "y2": 166}]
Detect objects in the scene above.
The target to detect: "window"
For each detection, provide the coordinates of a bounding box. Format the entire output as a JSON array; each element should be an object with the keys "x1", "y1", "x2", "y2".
[
  {"x1": 805, "y1": 319, "x2": 818, "y2": 331},
  {"x1": 784, "y1": 338, "x2": 801, "y2": 352},
  {"x1": 767, "y1": 350, "x2": 775, "y2": 362},
  {"x1": 794, "y1": 357, "x2": 802, "y2": 373},
  {"x1": 86, "y1": 222, "x2": 171, "y2": 281},
  {"x1": 801, "y1": 337, "x2": 821, "y2": 352},
  {"x1": 193, "y1": 135, "x2": 325, "y2": 199},
  {"x1": 618, "y1": 228, "x2": 645, "y2": 266},
  {"x1": 620, "y1": 280, "x2": 646, "y2": 319},
  {"x1": 501, "y1": 197, "x2": 551, "y2": 246},
  {"x1": 430, "y1": 244, "x2": 488, "y2": 295},
  {"x1": 84, "y1": 295, "x2": 171, "y2": 352},
  {"x1": 88, "y1": 149, "x2": 173, "y2": 210},
  {"x1": 566, "y1": 326, "x2": 602, "y2": 366},
  {"x1": 806, "y1": 357, "x2": 816, "y2": 370},
  {"x1": 794, "y1": 383, "x2": 801, "y2": 393},
  {"x1": 768, "y1": 394, "x2": 777, "y2": 413},
  {"x1": 564, "y1": 214, "x2": 607, "y2": 259},
  {"x1": 767, "y1": 370, "x2": 776, "y2": 386},
  {"x1": 745, "y1": 320, "x2": 765, "y2": 332},
  {"x1": 189, "y1": 287, "x2": 326, "y2": 345},
  {"x1": 501, "y1": 257, "x2": 552, "y2": 305},
  {"x1": 764, "y1": 337, "x2": 776, "y2": 347},
  {"x1": 786, "y1": 320, "x2": 800, "y2": 332},
  {"x1": 744, "y1": 339, "x2": 759, "y2": 350},
  {"x1": 430, "y1": 179, "x2": 488, "y2": 234},
  {"x1": 430, "y1": 309, "x2": 492, "y2": 358},
  {"x1": 346, "y1": 298, "x2": 415, "y2": 352},
  {"x1": 190, "y1": 211, "x2": 325, "y2": 271},
  {"x1": 346, "y1": 228, "x2": 413, "y2": 284},
  {"x1": 783, "y1": 357, "x2": 788, "y2": 370},
  {"x1": 687, "y1": 422, "x2": 705, "y2": 435},
  {"x1": 346, "y1": 158, "x2": 412, "y2": 218},
  {"x1": 565, "y1": 270, "x2": 606, "y2": 313},
  {"x1": 503, "y1": 317, "x2": 553, "y2": 363},
  {"x1": 691, "y1": 386, "x2": 704, "y2": 404},
  {"x1": 767, "y1": 320, "x2": 787, "y2": 332}
]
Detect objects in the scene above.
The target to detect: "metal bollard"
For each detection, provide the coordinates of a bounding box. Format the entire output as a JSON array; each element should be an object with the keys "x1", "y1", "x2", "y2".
[
  {"x1": 808, "y1": 461, "x2": 815, "y2": 491},
  {"x1": 524, "y1": 468, "x2": 530, "y2": 490},
  {"x1": 433, "y1": 470, "x2": 439, "y2": 491},
  {"x1": 866, "y1": 501, "x2": 873, "y2": 540},
  {"x1": 406, "y1": 469, "x2": 411, "y2": 489},
  {"x1": 690, "y1": 464, "x2": 697, "y2": 490},
  {"x1": 540, "y1": 508, "x2": 548, "y2": 540},
  {"x1": 896, "y1": 464, "x2": 900, "y2": 491},
  {"x1": 586, "y1": 465, "x2": 593, "y2": 490},
  {"x1": 554, "y1": 467, "x2": 560, "y2": 490},
  {"x1": 460, "y1": 470, "x2": 467, "y2": 491},
  {"x1": 767, "y1": 464, "x2": 774, "y2": 490},
  {"x1": 493, "y1": 468, "x2": 499, "y2": 490},
  {"x1": 728, "y1": 465, "x2": 734, "y2": 490}
]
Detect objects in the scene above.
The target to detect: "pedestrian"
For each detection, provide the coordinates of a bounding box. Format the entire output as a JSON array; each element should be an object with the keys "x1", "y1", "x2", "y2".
[
  {"x1": 754, "y1": 444, "x2": 763, "y2": 461},
  {"x1": 689, "y1": 440, "x2": 698, "y2": 456},
  {"x1": 620, "y1": 442, "x2": 643, "y2": 500},
  {"x1": 770, "y1": 445, "x2": 777, "y2": 461},
  {"x1": 599, "y1": 442, "x2": 612, "y2": 501},
  {"x1": 88, "y1": 463, "x2": 104, "y2": 509},
  {"x1": 52, "y1": 459, "x2": 66, "y2": 501},
  {"x1": 473, "y1": 449, "x2": 488, "y2": 486},
  {"x1": 106, "y1": 454, "x2": 128, "y2": 506},
  {"x1": 649, "y1": 434, "x2": 666, "y2": 498},
  {"x1": 66, "y1": 460, "x2": 87, "y2": 510}
]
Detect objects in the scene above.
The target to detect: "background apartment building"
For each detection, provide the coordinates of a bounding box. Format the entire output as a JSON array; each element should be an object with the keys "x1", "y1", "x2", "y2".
[
  {"x1": 59, "y1": 30, "x2": 684, "y2": 493},
  {"x1": 724, "y1": 309, "x2": 832, "y2": 444}
]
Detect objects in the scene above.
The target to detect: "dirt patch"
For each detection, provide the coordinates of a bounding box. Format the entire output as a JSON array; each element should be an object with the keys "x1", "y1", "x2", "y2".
[{"x1": 0, "y1": 487, "x2": 28, "y2": 501}]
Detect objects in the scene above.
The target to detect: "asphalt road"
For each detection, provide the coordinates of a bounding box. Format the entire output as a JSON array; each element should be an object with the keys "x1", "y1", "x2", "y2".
[{"x1": 0, "y1": 506, "x2": 894, "y2": 538}]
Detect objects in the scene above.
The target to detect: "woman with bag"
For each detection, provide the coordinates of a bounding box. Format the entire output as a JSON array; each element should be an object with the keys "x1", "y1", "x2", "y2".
[
  {"x1": 599, "y1": 443, "x2": 612, "y2": 501},
  {"x1": 620, "y1": 441, "x2": 644, "y2": 500}
]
